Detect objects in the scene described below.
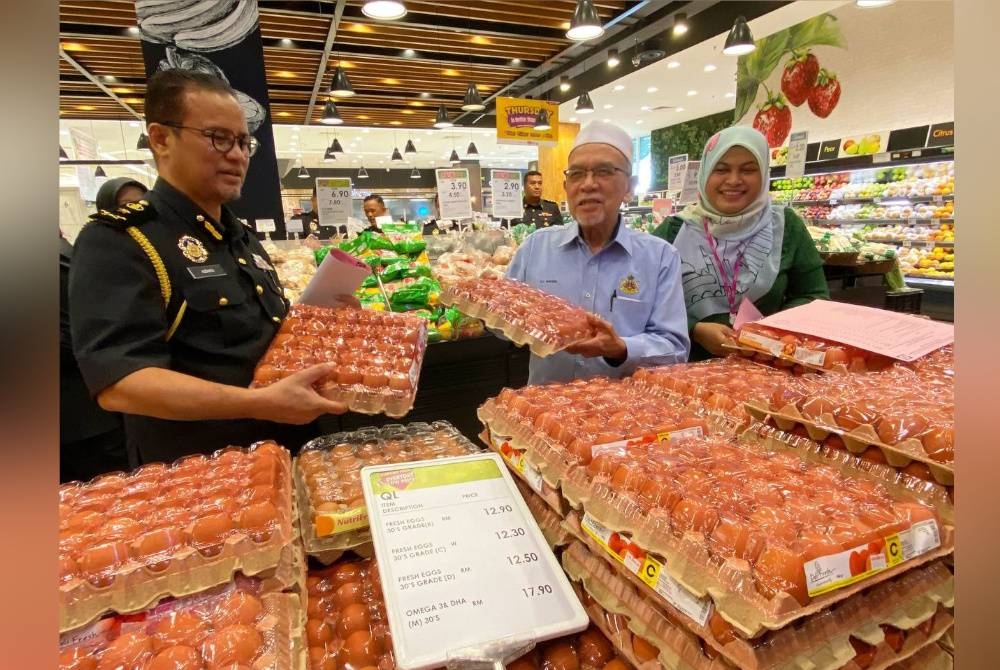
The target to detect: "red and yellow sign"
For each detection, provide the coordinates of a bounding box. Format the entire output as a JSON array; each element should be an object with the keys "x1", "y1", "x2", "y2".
[{"x1": 495, "y1": 97, "x2": 559, "y2": 146}]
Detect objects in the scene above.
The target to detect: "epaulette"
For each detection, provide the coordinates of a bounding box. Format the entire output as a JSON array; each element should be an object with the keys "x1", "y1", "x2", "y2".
[{"x1": 86, "y1": 199, "x2": 157, "y2": 228}]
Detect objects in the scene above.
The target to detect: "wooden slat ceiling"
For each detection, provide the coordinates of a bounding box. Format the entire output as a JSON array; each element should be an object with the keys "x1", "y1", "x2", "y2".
[{"x1": 60, "y1": 0, "x2": 637, "y2": 126}]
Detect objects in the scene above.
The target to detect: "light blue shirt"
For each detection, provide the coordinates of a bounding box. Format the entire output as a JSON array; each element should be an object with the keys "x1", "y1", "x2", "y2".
[{"x1": 507, "y1": 218, "x2": 690, "y2": 385}]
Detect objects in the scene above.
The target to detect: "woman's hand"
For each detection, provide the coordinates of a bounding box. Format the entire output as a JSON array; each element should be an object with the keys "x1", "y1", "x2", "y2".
[{"x1": 692, "y1": 321, "x2": 737, "y2": 356}]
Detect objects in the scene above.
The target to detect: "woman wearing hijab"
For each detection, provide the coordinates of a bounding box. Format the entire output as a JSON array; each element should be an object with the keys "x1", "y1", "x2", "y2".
[
  {"x1": 652, "y1": 126, "x2": 828, "y2": 361},
  {"x1": 95, "y1": 177, "x2": 149, "y2": 212}
]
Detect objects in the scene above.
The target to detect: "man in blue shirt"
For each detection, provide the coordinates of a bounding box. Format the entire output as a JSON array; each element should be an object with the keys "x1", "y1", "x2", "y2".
[{"x1": 507, "y1": 121, "x2": 689, "y2": 384}]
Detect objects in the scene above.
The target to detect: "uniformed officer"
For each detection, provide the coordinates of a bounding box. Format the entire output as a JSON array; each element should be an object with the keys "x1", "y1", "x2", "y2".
[
  {"x1": 362, "y1": 194, "x2": 389, "y2": 233},
  {"x1": 515, "y1": 170, "x2": 564, "y2": 228},
  {"x1": 300, "y1": 186, "x2": 348, "y2": 239},
  {"x1": 69, "y1": 68, "x2": 348, "y2": 465}
]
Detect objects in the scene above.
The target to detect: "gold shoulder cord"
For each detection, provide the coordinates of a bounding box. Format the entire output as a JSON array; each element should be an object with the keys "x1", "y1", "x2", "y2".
[{"x1": 125, "y1": 226, "x2": 187, "y2": 341}]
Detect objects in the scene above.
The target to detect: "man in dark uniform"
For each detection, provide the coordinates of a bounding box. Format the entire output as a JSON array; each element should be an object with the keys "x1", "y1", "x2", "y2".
[
  {"x1": 515, "y1": 170, "x2": 563, "y2": 228},
  {"x1": 69, "y1": 69, "x2": 347, "y2": 465},
  {"x1": 362, "y1": 194, "x2": 389, "y2": 233}
]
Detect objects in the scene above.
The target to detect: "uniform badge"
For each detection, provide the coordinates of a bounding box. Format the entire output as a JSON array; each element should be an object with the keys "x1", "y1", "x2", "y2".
[
  {"x1": 619, "y1": 274, "x2": 640, "y2": 295},
  {"x1": 178, "y1": 235, "x2": 208, "y2": 263},
  {"x1": 252, "y1": 253, "x2": 275, "y2": 271}
]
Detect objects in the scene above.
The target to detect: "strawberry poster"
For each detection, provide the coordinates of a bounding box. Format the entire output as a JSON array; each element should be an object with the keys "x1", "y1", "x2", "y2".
[{"x1": 734, "y1": 14, "x2": 845, "y2": 150}]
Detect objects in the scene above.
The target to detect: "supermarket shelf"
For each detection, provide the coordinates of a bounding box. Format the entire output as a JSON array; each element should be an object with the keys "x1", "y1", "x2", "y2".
[
  {"x1": 810, "y1": 218, "x2": 953, "y2": 226},
  {"x1": 776, "y1": 194, "x2": 955, "y2": 205},
  {"x1": 905, "y1": 277, "x2": 955, "y2": 291},
  {"x1": 861, "y1": 240, "x2": 954, "y2": 247}
]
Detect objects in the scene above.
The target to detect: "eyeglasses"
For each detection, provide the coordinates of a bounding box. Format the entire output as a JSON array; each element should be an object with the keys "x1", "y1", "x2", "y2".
[
  {"x1": 563, "y1": 165, "x2": 629, "y2": 183},
  {"x1": 161, "y1": 123, "x2": 259, "y2": 157}
]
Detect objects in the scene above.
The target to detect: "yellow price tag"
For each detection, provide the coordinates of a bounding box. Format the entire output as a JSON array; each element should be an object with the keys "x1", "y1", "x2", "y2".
[
  {"x1": 638, "y1": 555, "x2": 662, "y2": 588},
  {"x1": 885, "y1": 534, "x2": 904, "y2": 567}
]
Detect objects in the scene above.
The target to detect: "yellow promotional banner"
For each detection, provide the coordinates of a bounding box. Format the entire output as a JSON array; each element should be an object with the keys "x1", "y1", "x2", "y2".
[{"x1": 495, "y1": 97, "x2": 559, "y2": 146}]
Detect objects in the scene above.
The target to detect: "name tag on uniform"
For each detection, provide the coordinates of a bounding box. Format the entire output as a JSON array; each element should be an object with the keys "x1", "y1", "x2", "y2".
[{"x1": 187, "y1": 264, "x2": 227, "y2": 279}]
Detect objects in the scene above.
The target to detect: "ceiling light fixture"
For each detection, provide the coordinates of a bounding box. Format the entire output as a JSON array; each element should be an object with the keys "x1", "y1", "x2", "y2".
[
  {"x1": 672, "y1": 12, "x2": 689, "y2": 36},
  {"x1": 403, "y1": 48, "x2": 416, "y2": 57},
  {"x1": 328, "y1": 65, "x2": 355, "y2": 97},
  {"x1": 59, "y1": 146, "x2": 69, "y2": 161},
  {"x1": 704, "y1": 64, "x2": 717, "y2": 72},
  {"x1": 533, "y1": 108, "x2": 551, "y2": 131},
  {"x1": 607, "y1": 48, "x2": 620, "y2": 67},
  {"x1": 723, "y1": 16, "x2": 756, "y2": 56},
  {"x1": 361, "y1": 0, "x2": 407, "y2": 20},
  {"x1": 613, "y1": 84, "x2": 625, "y2": 92},
  {"x1": 331, "y1": 138, "x2": 345, "y2": 154},
  {"x1": 297, "y1": 165, "x2": 311, "y2": 179},
  {"x1": 136, "y1": 132, "x2": 150, "y2": 151},
  {"x1": 320, "y1": 100, "x2": 343, "y2": 124},
  {"x1": 404, "y1": 139, "x2": 417, "y2": 154},
  {"x1": 449, "y1": 149, "x2": 461, "y2": 164},
  {"x1": 559, "y1": 76, "x2": 571, "y2": 92},
  {"x1": 566, "y1": 0, "x2": 604, "y2": 41},
  {"x1": 575, "y1": 91, "x2": 595, "y2": 114},
  {"x1": 667, "y1": 60, "x2": 680, "y2": 69},
  {"x1": 357, "y1": 166, "x2": 369, "y2": 178},
  {"x1": 323, "y1": 147, "x2": 336, "y2": 162},
  {"x1": 511, "y1": 58, "x2": 522, "y2": 65},
  {"x1": 466, "y1": 141, "x2": 479, "y2": 156},
  {"x1": 462, "y1": 82, "x2": 485, "y2": 111},
  {"x1": 94, "y1": 165, "x2": 107, "y2": 178},
  {"x1": 724, "y1": 92, "x2": 736, "y2": 98},
  {"x1": 410, "y1": 167, "x2": 420, "y2": 179},
  {"x1": 647, "y1": 86, "x2": 658, "y2": 93},
  {"x1": 433, "y1": 105, "x2": 453, "y2": 128},
  {"x1": 687, "y1": 90, "x2": 698, "y2": 96},
  {"x1": 391, "y1": 147, "x2": 404, "y2": 162}
]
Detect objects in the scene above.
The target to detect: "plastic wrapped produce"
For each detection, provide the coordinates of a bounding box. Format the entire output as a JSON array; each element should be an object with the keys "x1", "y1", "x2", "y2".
[
  {"x1": 296, "y1": 421, "x2": 482, "y2": 561},
  {"x1": 58, "y1": 442, "x2": 295, "y2": 632},
  {"x1": 251, "y1": 304, "x2": 428, "y2": 417},
  {"x1": 440, "y1": 275, "x2": 594, "y2": 357}
]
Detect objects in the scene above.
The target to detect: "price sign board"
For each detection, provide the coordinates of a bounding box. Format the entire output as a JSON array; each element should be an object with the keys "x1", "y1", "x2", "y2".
[
  {"x1": 362, "y1": 453, "x2": 587, "y2": 670},
  {"x1": 316, "y1": 177, "x2": 352, "y2": 228},
  {"x1": 254, "y1": 218, "x2": 276, "y2": 233},
  {"x1": 679, "y1": 160, "x2": 700, "y2": 205},
  {"x1": 491, "y1": 170, "x2": 523, "y2": 219},
  {"x1": 435, "y1": 168, "x2": 474, "y2": 221},
  {"x1": 785, "y1": 131, "x2": 809, "y2": 178},
  {"x1": 667, "y1": 154, "x2": 688, "y2": 193}
]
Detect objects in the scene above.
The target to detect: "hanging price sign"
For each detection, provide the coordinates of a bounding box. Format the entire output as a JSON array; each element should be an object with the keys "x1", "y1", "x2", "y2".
[
  {"x1": 436, "y1": 168, "x2": 474, "y2": 221},
  {"x1": 490, "y1": 170, "x2": 523, "y2": 219},
  {"x1": 315, "y1": 177, "x2": 352, "y2": 227}
]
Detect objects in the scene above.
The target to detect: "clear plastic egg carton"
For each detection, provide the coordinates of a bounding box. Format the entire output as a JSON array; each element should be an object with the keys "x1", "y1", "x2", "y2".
[
  {"x1": 513, "y1": 477, "x2": 574, "y2": 551},
  {"x1": 747, "y1": 359, "x2": 954, "y2": 486},
  {"x1": 58, "y1": 442, "x2": 296, "y2": 633},
  {"x1": 562, "y1": 538, "x2": 954, "y2": 670},
  {"x1": 252, "y1": 304, "x2": 428, "y2": 418},
  {"x1": 439, "y1": 275, "x2": 593, "y2": 357},
  {"x1": 557, "y1": 430, "x2": 954, "y2": 640},
  {"x1": 735, "y1": 323, "x2": 898, "y2": 373},
  {"x1": 295, "y1": 421, "x2": 483, "y2": 562},
  {"x1": 59, "y1": 576, "x2": 303, "y2": 670}
]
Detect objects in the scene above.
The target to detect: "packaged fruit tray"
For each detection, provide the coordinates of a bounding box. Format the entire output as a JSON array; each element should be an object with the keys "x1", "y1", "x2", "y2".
[
  {"x1": 59, "y1": 442, "x2": 296, "y2": 632},
  {"x1": 564, "y1": 541, "x2": 733, "y2": 670},
  {"x1": 556, "y1": 431, "x2": 954, "y2": 639},
  {"x1": 439, "y1": 274, "x2": 593, "y2": 357},
  {"x1": 59, "y1": 576, "x2": 304, "y2": 670},
  {"x1": 564, "y1": 535, "x2": 954, "y2": 670},
  {"x1": 251, "y1": 304, "x2": 428, "y2": 418},
  {"x1": 304, "y1": 554, "x2": 629, "y2": 670},
  {"x1": 632, "y1": 358, "x2": 795, "y2": 422},
  {"x1": 295, "y1": 421, "x2": 482, "y2": 562},
  {"x1": 746, "y1": 361, "x2": 953, "y2": 485},
  {"x1": 736, "y1": 323, "x2": 897, "y2": 373}
]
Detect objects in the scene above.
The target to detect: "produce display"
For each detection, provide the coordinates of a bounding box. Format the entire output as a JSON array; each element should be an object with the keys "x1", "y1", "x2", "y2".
[
  {"x1": 59, "y1": 442, "x2": 294, "y2": 632},
  {"x1": 262, "y1": 240, "x2": 319, "y2": 303},
  {"x1": 295, "y1": 421, "x2": 481, "y2": 560},
  {"x1": 769, "y1": 163, "x2": 954, "y2": 204},
  {"x1": 432, "y1": 248, "x2": 513, "y2": 284},
  {"x1": 440, "y1": 275, "x2": 594, "y2": 357},
  {"x1": 897, "y1": 246, "x2": 954, "y2": 280},
  {"x1": 59, "y1": 578, "x2": 300, "y2": 670},
  {"x1": 251, "y1": 304, "x2": 428, "y2": 418}
]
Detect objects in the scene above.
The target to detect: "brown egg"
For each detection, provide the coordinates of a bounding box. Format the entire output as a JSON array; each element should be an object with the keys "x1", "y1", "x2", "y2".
[
  {"x1": 131, "y1": 528, "x2": 183, "y2": 572},
  {"x1": 333, "y1": 562, "x2": 365, "y2": 586},
  {"x1": 602, "y1": 659, "x2": 629, "y2": 670},
  {"x1": 576, "y1": 628, "x2": 614, "y2": 668},
  {"x1": 309, "y1": 646, "x2": 338, "y2": 670},
  {"x1": 237, "y1": 501, "x2": 279, "y2": 542},
  {"x1": 59, "y1": 553, "x2": 80, "y2": 584},
  {"x1": 66, "y1": 510, "x2": 105, "y2": 533},
  {"x1": 78, "y1": 541, "x2": 129, "y2": 587},
  {"x1": 188, "y1": 511, "x2": 233, "y2": 553},
  {"x1": 59, "y1": 646, "x2": 97, "y2": 670},
  {"x1": 212, "y1": 590, "x2": 265, "y2": 628},
  {"x1": 541, "y1": 641, "x2": 578, "y2": 670},
  {"x1": 337, "y1": 602, "x2": 372, "y2": 638},
  {"x1": 96, "y1": 632, "x2": 153, "y2": 670},
  {"x1": 200, "y1": 624, "x2": 263, "y2": 668},
  {"x1": 631, "y1": 636, "x2": 659, "y2": 662},
  {"x1": 100, "y1": 517, "x2": 144, "y2": 542},
  {"x1": 342, "y1": 630, "x2": 379, "y2": 668},
  {"x1": 334, "y1": 581, "x2": 365, "y2": 609},
  {"x1": 145, "y1": 645, "x2": 202, "y2": 670},
  {"x1": 150, "y1": 610, "x2": 211, "y2": 651},
  {"x1": 306, "y1": 618, "x2": 334, "y2": 646}
]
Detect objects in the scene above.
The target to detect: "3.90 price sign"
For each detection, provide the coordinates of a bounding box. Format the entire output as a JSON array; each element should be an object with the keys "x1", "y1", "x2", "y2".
[{"x1": 435, "y1": 168, "x2": 474, "y2": 221}]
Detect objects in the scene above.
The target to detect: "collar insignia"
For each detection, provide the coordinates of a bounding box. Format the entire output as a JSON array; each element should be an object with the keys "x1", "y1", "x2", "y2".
[{"x1": 178, "y1": 235, "x2": 209, "y2": 264}]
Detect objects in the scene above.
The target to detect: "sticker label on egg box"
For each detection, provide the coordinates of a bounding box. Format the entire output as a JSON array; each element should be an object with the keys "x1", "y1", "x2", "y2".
[
  {"x1": 591, "y1": 426, "x2": 705, "y2": 459},
  {"x1": 315, "y1": 506, "x2": 370, "y2": 537},
  {"x1": 804, "y1": 519, "x2": 941, "y2": 597},
  {"x1": 792, "y1": 346, "x2": 826, "y2": 367},
  {"x1": 738, "y1": 331, "x2": 785, "y2": 357},
  {"x1": 488, "y1": 428, "x2": 544, "y2": 494},
  {"x1": 580, "y1": 513, "x2": 712, "y2": 627}
]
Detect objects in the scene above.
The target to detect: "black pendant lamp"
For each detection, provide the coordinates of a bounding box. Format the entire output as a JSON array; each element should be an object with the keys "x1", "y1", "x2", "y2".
[
  {"x1": 94, "y1": 165, "x2": 107, "y2": 178},
  {"x1": 391, "y1": 147, "x2": 404, "y2": 162},
  {"x1": 466, "y1": 141, "x2": 479, "y2": 157},
  {"x1": 297, "y1": 165, "x2": 311, "y2": 179},
  {"x1": 449, "y1": 149, "x2": 460, "y2": 164},
  {"x1": 357, "y1": 166, "x2": 369, "y2": 179},
  {"x1": 575, "y1": 92, "x2": 595, "y2": 114},
  {"x1": 136, "y1": 132, "x2": 150, "y2": 150},
  {"x1": 722, "y1": 16, "x2": 756, "y2": 56},
  {"x1": 59, "y1": 145, "x2": 69, "y2": 161},
  {"x1": 331, "y1": 138, "x2": 345, "y2": 154},
  {"x1": 433, "y1": 105, "x2": 453, "y2": 128},
  {"x1": 533, "y1": 108, "x2": 551, "y2": 131},
  {"x1": 404, "y1": 139, "x2": 417, "y2": 154},
  {"x1": 329, "y1": 67, "x2": 355, "y2": 97},
  {"x1": 410, "y1": 167, "x2": 420, "y2": 179},
  {"x1": 321, "y1": 100, "x2": 344, "y2": 124},
  {"x1": 461, "y1": 82, "x2": 485, "y2": 112},
  {"x1": 566, "y1": 0, "x2": 604, "y2": 41},
  {"x1": 323, "y1": 147, "x2": 336, "y2": 162}
]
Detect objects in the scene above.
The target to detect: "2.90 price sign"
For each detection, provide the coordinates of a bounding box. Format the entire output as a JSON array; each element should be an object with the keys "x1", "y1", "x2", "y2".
[{"x1": 491, "y1": 169, "x2": 523, "y2": 219}]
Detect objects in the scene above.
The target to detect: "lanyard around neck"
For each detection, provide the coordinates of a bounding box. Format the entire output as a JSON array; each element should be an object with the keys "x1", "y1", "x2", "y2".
[{"x1": 702, "y1": 219, "x2": 744, "y2": 315}]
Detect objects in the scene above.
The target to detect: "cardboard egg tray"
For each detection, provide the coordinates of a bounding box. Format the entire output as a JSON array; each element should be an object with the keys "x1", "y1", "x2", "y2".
[
  {"x1": 514, "y1": 477, "x2": 574, "y2": 551},
  {"x1": 295, "y1": 421, "x2": 482, "y2": 562},
  {"x1": 884, "y1": 637, "x2": 954, "y2": 670},
  {"x1": 563, "y1": 520, "x2": 954, "y2": 670},
  {"x1": 59, "y1": 578, "x2": 305, "y2": 670},
  {"x1": 439, "y1": 279, "x2": 591, "y2": 358},
  {"x1": 744, "y1": 401, "x2": 954, "y2": 487},
  {"x1": 481, "y1": 424, "x2": 572, "y2": 516},
  {"x1": 59, "y1": 445, "x2": 297, "y2": 633},
  {"x1": 564, "y1": 542, "x2": 733, "y2": 670},
  {"x1": 556, "y1": 432, "x2": 954, "y2": 640}
]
